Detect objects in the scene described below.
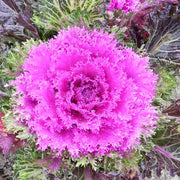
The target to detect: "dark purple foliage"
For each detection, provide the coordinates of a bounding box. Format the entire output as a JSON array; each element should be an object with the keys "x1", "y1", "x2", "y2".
[
  {"x1": 129, "y1": 0, "x2": 180, "y2": 67},
  {"x1": 1, "y1": 0, "x2": 39, "y2": 40},
  {"x1": 163, "y1": 99, "x2": 180, "y2": 117}
]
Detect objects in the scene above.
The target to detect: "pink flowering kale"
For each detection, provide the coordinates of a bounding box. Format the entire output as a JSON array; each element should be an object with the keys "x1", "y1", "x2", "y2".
[
  {"x1": 108, "y1": 0, "x2": 143, "y2": 13},
  {"x1": 14, "y1": 27, "x2": 157, "y2": 156}
]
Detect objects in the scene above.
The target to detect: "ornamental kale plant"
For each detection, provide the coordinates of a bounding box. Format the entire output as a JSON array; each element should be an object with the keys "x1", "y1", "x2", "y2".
[
  {"x1": 108, "y1": 0, "x2": 144, "y2": 13},
  {"x1": 13, "y1": 27, "x2": 157, "y2": 156},
  {"x1": 1, "y1": 0, "x2": 180, "y2": 179}
]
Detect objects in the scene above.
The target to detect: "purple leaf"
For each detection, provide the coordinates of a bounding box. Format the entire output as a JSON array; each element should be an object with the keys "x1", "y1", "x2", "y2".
[
  {"x1": 1, "y1": 0, "x2": 39, "y2": 40},
  {"x1": 0, "y1": 134, "x2": 15, "y2": 156},
  {"x1": 0, "y1": 133, "x2": 24, "y2": 158},
  {"x1": 163, "y1": 99, "x2": 180, "y2": 117},
  {"x1": 1, "y1": 0, "x2": 20, "y2": 13},
  {"x1": 129, "y1": 0, "x2": 180, "y2": 67}
]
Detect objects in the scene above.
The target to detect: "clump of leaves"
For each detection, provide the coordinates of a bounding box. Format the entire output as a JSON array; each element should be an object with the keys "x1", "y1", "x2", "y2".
[
  {"x1": 0, "y1": 38, "x2": 40, "y2": 111},
  {"x1": 109, "y1": 26, "x2": 136, "y2": 48},
  {"x1": 14, "y1": 148, "x2": 83, "y2": 180},
  {"x1": 2, "y1": 109, "x2": 31, "y2": 140},
  {"x1": 103, "y1": 7, "x2": 137, "y2": 48},
  {"x1": 0, "y1": 39, "x2": 40, "y2": 143},
  {"x1": 32, "y1": 0, "x2": 104, "y2": 34},
  {"x1": 13, "y1": 144, "x2": 49, "y2": 180},
  {"x1": 129, "y1": 0, "x2": 180, "y2": 67},
  {"x1": 105, "y1": 8, "x2": 132, "y2": 28},
  {"x1": 30, "y1": 150, "x2": 143, "y2": 180},
  {"x1": 139, "y1": 117, "x2": 180, "y2": 178},
  {"x1": 65, "y1": 151, "x2": 142, "y2": 180},
  {"x1": 1, "y1": 0, "x2": 39, "y2": 41},
  {"x1": 0, "y1": 113, "x2": 25, "y2": 159},
  {"x1": 4, "y1": 38, "x2": 40, "y2": 74},
  {"x1": 154, "y1": 67, "x2": 178, "y2": 110},
  {"x1": 163, "y1": 99, "x2": 180, "y2": 117}
]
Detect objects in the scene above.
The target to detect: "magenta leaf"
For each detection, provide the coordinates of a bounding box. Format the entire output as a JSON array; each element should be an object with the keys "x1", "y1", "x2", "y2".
[{"x1": 0, "y1": 134, "x2": 15, "y2": 155}]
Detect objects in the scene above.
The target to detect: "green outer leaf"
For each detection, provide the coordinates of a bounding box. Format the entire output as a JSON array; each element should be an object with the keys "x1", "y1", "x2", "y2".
[{"x1": 32, "y1": 0, "x2": 104, "y2": 33}]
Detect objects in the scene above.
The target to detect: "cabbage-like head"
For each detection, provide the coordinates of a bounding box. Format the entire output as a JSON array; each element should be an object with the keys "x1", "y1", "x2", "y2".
[{"x1": 14, "y1": 27, "x2": 157, "y2": 156}]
